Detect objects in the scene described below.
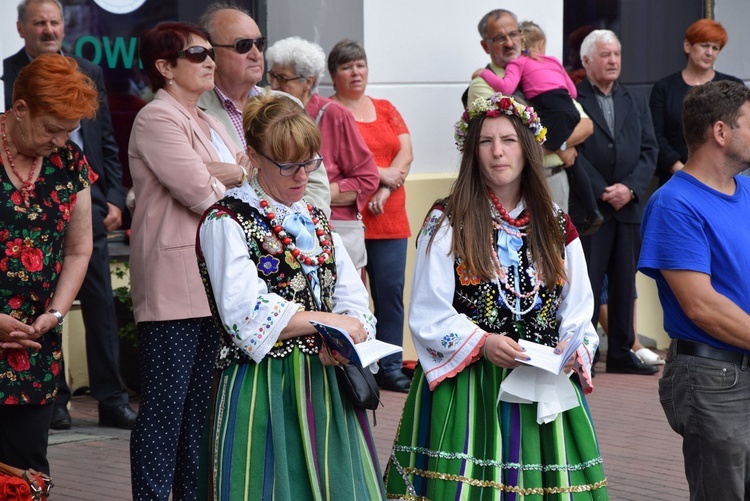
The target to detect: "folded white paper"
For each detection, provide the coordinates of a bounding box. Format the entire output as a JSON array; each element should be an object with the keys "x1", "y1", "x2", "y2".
[{"x1": 497, "y1": 365, "x2": 580, "y2": 424}]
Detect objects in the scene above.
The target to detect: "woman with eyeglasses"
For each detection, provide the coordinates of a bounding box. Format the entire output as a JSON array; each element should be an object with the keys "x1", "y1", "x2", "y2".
[
  {"x1": 328, "y1": 39, "x2": 414, "y2": 393},
  {"x1": 127, "y1": 22, "x2": 251, "y2": 501},
  {"x1": 196, "y1": 91, "x2": 386, "y2": 500},
  {"x1": 265, "y1": 36, "x2": 379, "y2": 275}
]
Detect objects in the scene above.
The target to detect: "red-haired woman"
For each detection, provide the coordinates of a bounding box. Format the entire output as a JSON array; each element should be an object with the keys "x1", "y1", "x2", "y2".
[
  {"x1": 0, "y1": 53, "x2": 98, "y2": 474},
  {"x1": 128, "y1": 22, "x2": 248, "y2": 500},
  {"x1": 650, "y1": 19, "x2": 743, "y2": 186}
]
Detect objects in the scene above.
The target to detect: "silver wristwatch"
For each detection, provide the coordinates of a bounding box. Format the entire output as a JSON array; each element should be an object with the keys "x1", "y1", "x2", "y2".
[{"x1": 47, "y1": 308, "x2": 64, "y2": 326}]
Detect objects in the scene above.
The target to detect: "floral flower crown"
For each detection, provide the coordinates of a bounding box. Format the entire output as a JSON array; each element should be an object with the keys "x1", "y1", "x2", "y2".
[{"x1": 454, "y1": 93, "x2": 547, "y2": 151}]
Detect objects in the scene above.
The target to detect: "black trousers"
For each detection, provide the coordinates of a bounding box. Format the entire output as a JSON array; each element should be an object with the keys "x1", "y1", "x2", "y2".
[
  {"x1": 581, "y1": 218, "x2": 641, "y2": 367},
  {"x1": 0, "y1": 404, "x2": 55, "y2": 474},
  {"x1": 56, "y1": 205, "x2": 128, "y2": 408}
]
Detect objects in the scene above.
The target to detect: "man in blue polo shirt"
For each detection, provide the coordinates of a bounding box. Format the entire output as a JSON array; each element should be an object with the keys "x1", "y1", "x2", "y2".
[{"x1": 639, "y1": 80, "x2": 750, "y2": 500}]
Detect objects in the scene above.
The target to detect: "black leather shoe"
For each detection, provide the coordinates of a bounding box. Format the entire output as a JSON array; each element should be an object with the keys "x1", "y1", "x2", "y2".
[
  {"x1": 50, "y1": 404, "x2": 72, "y2": 430},
  {"x1": 606, "y1": 361, "x2": 659, "y2": 375},
  {"x1": 98, "y1": 404, "x2": 137, "y2": 429},
  {"x1": 580, "y1": 210, "x2": 604, "y2": 237},
  {"x1": 379, "y1": 372, "x2": 412, "y2": 393}
]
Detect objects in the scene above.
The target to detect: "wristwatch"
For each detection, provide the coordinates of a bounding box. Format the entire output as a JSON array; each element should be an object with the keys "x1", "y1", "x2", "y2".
[
  {"x1": 629, "y1": 189, "x2": 636, "y2": 200},
  {"x1": 47, "y1": 308, "x2": 64, "y2": 327}
]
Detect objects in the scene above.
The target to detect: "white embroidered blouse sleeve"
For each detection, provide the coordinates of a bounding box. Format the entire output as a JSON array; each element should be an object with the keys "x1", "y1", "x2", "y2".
[
  {"x1": 408, "y1": 211, "x2": 487, "y2": 387},
  {"x1": 329, "y1": 232, "x2": 376, "y2": 340},
  {"x1": 556, "y1": 237, "x2": 599, "y2": 373},
  {"x1": 199, "y1": 210, "x2": 300, "y2": 363}
]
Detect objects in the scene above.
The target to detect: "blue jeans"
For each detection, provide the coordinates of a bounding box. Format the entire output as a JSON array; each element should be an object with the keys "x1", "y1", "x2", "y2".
[
  {"x1": 365, "y1": 238, "x2": 407, "y2": 376},
  {"x1": 659, "y1": 340, "x2": 750, "y2": 500}
]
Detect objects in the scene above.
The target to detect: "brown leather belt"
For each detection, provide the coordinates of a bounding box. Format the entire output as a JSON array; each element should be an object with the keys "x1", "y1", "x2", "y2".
[{"x1": 674, "y1": 339, "x2": 749, "y2": 365}]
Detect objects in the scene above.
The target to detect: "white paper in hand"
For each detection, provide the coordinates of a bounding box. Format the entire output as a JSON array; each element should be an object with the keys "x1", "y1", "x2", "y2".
[{"x1": 310, "y1": 320, "x2": 402, "y2": 368}]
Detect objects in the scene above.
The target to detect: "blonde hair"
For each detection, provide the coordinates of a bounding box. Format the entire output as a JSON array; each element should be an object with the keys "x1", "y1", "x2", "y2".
[
  {"x1": 519, "y1": 21, "x2": 545, "y2": 54},
  {"x1": 243, "y1": 91, "x2": 321, "y2": 161}
]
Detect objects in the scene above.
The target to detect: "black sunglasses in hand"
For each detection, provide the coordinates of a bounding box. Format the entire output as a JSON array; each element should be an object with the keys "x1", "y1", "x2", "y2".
[
  {"x1": 176, "y1": 46, "x2": 215, "y2": 63},
  {"x1": 213, "y1": 37, "x2": 266, "y2": 54}
]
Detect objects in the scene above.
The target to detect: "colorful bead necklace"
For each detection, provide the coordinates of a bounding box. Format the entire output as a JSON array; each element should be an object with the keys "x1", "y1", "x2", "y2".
[
  {"x1": 251, "y1": 177, "x2": 332, "y2": 266},
  {"x1": 1, "y1": 112, "x2": 39, "y2": 208},
  {"x1": 487, "y1": 191, "x2": 540, "y2": 315}
]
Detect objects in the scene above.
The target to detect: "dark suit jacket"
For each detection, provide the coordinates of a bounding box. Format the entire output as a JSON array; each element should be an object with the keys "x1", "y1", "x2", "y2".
[
  {"x1": 2, "y1": 49, "x2": 127, "y2": 218},
  {"x1": 571, "y1": 79, "x2": 657, "y2": 225}
]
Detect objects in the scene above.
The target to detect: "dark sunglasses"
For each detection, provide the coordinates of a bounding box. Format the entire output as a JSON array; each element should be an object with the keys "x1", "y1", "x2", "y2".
[
  {"x1": 213, "y1": 37, "x2": 266, "y2": 54},
  {"x1": 258, "y1": 151, "x2": 323, "y2": 177},
  {"x1": 176, "y1": 46, "x2": 215, "y2": 63},
  {"x1": 266, "y1": 71, "x2": 305, "y2": 85}
]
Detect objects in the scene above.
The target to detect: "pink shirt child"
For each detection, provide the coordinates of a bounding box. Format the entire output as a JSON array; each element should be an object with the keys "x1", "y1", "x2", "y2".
[{"x1": 480, "y1": 54, "x2": 577, "y2": 100}]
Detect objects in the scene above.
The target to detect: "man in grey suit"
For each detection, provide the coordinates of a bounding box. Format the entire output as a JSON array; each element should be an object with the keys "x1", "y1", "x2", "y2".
[
  {"x1": 2, "y1": 0, "x2": 137, "y2": 428},
  {"x1": 572, "y1": 30, "x2": 658, "y2": 375},
  {"x1": 197, "y1": 2, "x2": 330, "y2": 214}
]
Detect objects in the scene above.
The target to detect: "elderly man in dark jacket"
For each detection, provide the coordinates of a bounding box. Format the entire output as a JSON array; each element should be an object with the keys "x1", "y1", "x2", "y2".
[{"x1": 572, "y1": 29, "x2": 658, "y2": 375}]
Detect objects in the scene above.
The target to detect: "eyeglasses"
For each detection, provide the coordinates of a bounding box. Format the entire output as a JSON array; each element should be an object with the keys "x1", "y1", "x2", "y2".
[
  {"x1": 213, "y1": 37, "x2": 266, "y2": 54},
  {"x1": 484, "y1": 30, "x2": 521, "y2": 45},
  {"x1": 266, "y1": 72, "x2": 305, "y2": 85},
  {"x1": 176, "y1": 46, "x2": 215, "y2": 63},
  {"x1": 258, "y1": 151, "x2": 323, "y2": 177}
]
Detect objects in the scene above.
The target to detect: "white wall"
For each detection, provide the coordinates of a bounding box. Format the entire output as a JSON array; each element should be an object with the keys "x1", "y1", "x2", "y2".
[
  {"x1": 266, "y1": 0, "x2": 563, "y2": 175},
  {"x1": 714, "y1": 0, "x2": 750, "y2": 81},
  {"x1": 1, "y1": 6, "x2": 24, "y2": 107}
]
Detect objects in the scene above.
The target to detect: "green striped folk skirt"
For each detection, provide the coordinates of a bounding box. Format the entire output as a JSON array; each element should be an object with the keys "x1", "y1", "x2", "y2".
[
  {"x1": 205, "y1": 351, "x2": 386, "y2": 500},
  {"x1": 385, "y1": 360, "x2": 608, "y2": 500}
]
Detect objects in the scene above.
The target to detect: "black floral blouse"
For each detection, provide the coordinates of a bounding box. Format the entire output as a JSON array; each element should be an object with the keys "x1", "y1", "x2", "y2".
[{"x1": 0, "y1": 139, "x2": 95, "y2": 405}]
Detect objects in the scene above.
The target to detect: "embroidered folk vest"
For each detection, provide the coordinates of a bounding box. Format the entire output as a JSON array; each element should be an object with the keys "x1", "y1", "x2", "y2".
[{"x1": 197, "y1": 196, "x2": 337, "y2": 369}]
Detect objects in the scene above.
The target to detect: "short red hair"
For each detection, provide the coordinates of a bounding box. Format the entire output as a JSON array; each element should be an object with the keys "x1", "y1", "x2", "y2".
[
  {"x1": 685, "y1": 19, "x2": 728, "y2": 49},
  {"x1": 13, "y1": 53, "x2": 98, "y2": 121}
]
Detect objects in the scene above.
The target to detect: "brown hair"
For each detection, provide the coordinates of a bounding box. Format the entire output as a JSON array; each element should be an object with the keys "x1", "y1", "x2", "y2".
[
  {"x1": 685, "y1": 19, "x2": 728, "y2": 49},
  {"x1": 429, "y1": 112, "x2": 565, "y2": 285},
  {"x1": 327, "y1": 39, "x2": 367, "y2": 78},
  {"x1": 13, "y1": 53, "x2": 98, "y2": 120},
  {"x1": 683, "y1": 80, "x2": 750, "y2": 151},
  {"x1": 139, "y1": 22, "x2": 211, "y2": 91},
  {"x1": 243, "y1": 91, "x2": 321, "y2": 162}
]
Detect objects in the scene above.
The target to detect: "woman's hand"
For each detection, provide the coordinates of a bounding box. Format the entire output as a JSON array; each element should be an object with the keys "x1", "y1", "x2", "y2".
[
  {"x1": 0, "y1": 313, "x2": 41, "y2": 350},
  {"x1": 368, "y1": 186, "x2": 391, "y2": 215},
  {"x1": 555, "y1": 338, "x2": 576, "y2": 373},
  {"x1": 483, "y1": 334, "x2": 529, "y2": 369},
  {"x1": 472, "y1": 68, "x2": 485, "y2": 79},
  {"x1": 379, "y1": 166, "x2": 406, "y2": 190},
  {"x1": 207, "y1": 161, "x2": 245, "y2": 188},
  {"x1": 30, "y1": 312, "x2": 62, "y2": 339}
]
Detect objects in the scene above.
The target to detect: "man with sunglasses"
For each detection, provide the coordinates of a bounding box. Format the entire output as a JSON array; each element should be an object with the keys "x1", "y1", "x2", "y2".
[
  {"x1": 198, "y1": 3, "x2": 331, "y2": 215},
  {"x1": 466, "y1": 8, "x2": 593, "y2": 216},
  {"x1": 2, "y1": 0, "x2": 137, "y2": 430}
]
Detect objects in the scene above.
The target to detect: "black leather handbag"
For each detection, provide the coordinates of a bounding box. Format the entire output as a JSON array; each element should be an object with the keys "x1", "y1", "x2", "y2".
[{"x1": 335, "y1": 363, "x2": 381, "y2": 411}]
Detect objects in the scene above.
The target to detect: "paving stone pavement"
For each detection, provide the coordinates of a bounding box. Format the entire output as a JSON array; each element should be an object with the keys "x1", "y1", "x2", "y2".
[{"x1": 47, "y1": 355, "x2": 687, "y2": 500}]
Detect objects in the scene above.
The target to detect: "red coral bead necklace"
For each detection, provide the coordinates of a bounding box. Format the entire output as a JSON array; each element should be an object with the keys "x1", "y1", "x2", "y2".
[
  {"x1": 251, "y1": 177, "x2": 332, "y2": 266},
  {"x1": 488, "y1": 189, "x2": 529, "y2": 227},
  {"x1": 2, "y1": 111, "x2": 39, "y2": 208}
]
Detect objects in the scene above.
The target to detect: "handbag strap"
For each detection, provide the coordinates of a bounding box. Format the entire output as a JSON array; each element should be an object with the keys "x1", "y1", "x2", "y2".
[
  {"x1": 0, "y1": 461, "x2": 53, "y2": 500},
  {"x1": 314, "y1": 102, "x2": 332, "y2": 126}
]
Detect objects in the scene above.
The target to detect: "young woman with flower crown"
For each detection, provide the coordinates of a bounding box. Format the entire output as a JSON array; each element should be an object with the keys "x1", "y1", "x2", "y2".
[{"x1": 384, "y1": 93, "x2": 608, "y2": 499}]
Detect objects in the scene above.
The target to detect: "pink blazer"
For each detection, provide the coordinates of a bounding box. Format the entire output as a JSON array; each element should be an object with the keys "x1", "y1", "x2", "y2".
[{"x1": 128, "y1": 89, "x2": 240, "y2": 323}]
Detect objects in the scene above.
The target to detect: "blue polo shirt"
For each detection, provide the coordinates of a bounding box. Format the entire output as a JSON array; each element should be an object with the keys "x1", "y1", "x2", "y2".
[{"x1": 639, "y1": 171, "x2": 750, "y2": 354}]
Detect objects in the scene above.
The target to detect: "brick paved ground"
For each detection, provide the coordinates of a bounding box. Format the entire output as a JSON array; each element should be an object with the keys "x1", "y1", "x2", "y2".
[{"x1": 47, "y1": 356, "x2": 688, "y2": 500}]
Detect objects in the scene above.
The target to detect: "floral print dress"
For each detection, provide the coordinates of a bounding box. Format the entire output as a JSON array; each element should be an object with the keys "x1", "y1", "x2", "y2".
[{"x1": 0, "y1": 141, "x2": 95, "y2": 405}]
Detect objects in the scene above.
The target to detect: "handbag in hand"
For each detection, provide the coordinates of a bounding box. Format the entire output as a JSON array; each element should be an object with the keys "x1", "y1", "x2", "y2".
[
  {"x1": 0, "y1": 461, "x2": 53, "y2": 501},
  {"x1": 335, "y1": 363, "x2": 382, "y2": 411}
]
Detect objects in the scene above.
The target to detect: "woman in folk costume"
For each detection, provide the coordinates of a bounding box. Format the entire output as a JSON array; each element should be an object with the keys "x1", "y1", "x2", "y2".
[
  {"x1": 385, "y1": 94, "x2": 608, "y2": 500},
  {"x1": 196, "y1": 91, "x2": 386, "y2": 500}
]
